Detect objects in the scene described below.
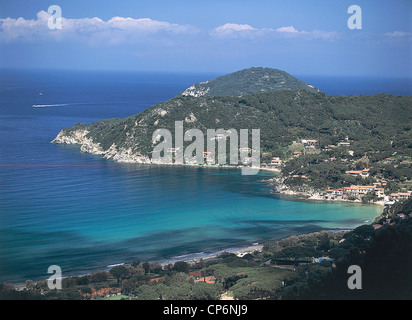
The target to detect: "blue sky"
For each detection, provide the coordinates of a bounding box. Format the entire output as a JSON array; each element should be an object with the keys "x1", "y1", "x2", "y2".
[{"x1": 0, "y1": 0, "x2": 411, "y2": 77}]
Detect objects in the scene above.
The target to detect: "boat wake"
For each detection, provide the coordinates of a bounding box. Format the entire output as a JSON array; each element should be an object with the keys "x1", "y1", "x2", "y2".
[{"x1": 32, "y1": 103, "x2": 72, "y2": 108}]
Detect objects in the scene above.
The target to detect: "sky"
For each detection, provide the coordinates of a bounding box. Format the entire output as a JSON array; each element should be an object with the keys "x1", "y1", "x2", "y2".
[{"x1": 0, "y1": 0, "x2": 411, "y2": 77}]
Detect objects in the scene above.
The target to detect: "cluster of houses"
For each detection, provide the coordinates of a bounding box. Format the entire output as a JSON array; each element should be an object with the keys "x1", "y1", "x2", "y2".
[
  {"x1": 345, "y1": 168, "x2": 370, "y2": 178},
  {"x1": 288, "y1": 138, "x2": 351, "y2": 156},
  {"x1": 389, "y1": 191, "x2": 412, "y2": 201},
  {"x1": 300, "y1": 136, "x2": 351, "y2": 150},
  {"x1": 261, "y1": 155, "x2": 284, "y2": 168},
  {"x1": 261, "y1": 136, "x2": 411, "y2": 206},
  {"x1": 324, "y1": 182, "x2": 412, "y2": 204},
  {"x1": 302, "y1": 139, "x2": 319, "y2": 149},
  {"x1": 325, "y1": 178, "x2": 388, "y2": 201},
  {"x1": 269, "y1": 156, "x2": 283, "y2": 167},
  {"x1": 262, "y1": 137, "x2": 410, "y2": 204},
  {"x1": 325, "y1": 184, "x2": 385, "y2": 200}
]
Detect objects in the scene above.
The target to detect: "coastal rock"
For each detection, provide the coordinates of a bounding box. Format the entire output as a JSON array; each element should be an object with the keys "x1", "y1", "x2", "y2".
[
  {"x1": 52, "y1": 129, "x2": 90, "y2": 145},
  {"x1": 52, "y1": 129, "x2": 151, "y2": 164}
]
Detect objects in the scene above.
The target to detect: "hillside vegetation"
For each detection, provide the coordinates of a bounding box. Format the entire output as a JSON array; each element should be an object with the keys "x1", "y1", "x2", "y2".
[
  {"x1": 179, "y1": 67, "x2": 319, "y2": 97},
  {"x1": 58, "y1": 90, "x2": 412, "y2": 162}
]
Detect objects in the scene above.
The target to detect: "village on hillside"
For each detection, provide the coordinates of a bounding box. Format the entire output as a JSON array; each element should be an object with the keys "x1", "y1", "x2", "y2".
[{"x1": 260, "y1": 136, "x2": 412, "y2": 206}]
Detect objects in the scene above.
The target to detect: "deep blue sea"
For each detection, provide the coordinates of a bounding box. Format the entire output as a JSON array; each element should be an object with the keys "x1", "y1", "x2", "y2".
[{"x1": 1, "y1": 69, "x2": 406, "y2": 283}]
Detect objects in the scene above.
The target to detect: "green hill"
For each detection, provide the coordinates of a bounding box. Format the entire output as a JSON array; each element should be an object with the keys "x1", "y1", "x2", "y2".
[
  {"x1": 52, "y1": 89, "x2": 412, "y2": 165},
  {"x1": 179, "y1": 67, "x2": 319, "y2": 97}
]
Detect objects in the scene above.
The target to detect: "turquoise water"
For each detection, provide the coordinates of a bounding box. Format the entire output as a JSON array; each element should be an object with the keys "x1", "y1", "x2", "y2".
[{"x1": 0, "y1": 69, "x2": 383, "y2": 283}]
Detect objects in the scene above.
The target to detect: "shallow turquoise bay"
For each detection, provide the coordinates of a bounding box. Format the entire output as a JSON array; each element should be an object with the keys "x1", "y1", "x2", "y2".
[{"x1": 0, "y1": 70, "x2": 382, "y2": 283}]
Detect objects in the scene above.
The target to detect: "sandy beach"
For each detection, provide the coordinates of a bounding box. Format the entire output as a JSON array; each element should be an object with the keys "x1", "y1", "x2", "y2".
[{"x1": 157, "y1": 243, "x2": 264, "y2": 267}]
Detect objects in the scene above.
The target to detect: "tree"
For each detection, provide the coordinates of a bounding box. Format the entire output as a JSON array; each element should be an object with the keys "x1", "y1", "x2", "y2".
[
  {"x1": 149, "y1": 262, "x2": 163, "y2": 274},
  {"x1": 132, "y1": 259, "x2": 141, "y2": 267},
  {"x1": 165, "y1": 272, "x2": 190, "y2": 285},
  {"x1": 142, "y1": 262, "x2": 150, "y2": 274},
  {"x1": 62, "y1": 277, "x2": 78, "y2": 289},
  {"x1": 91, "y1": 271, "x2": 109, "y2": 283},
  {"x1": 131, "y1": 264, "x2": 146, "y2": 279},
  {"x1": 352, "y1": 224, "x2": 374, "y2": 239},
  {"x1": 109, "y1": 265, "x2": 130, "y2": 286},
  {"x1": 45, "y1": 288, "x2": 83, "y2": 300},
  {"x1": 161, "y1": 282, "x2": 193, "y2": 300},
  {"x1": 317, "y1": 234, "x2": 331, "y2": 252},
  {"x1": 242, "y1": 253, "x2": 254, "y2": 260},
  {"x1": 191, "y1": 282, "x2": 222, "y2": 300},
  {"x1": 361, "y1": 222, "x2": 412, "y2": 299},
  {"x1": 122, "y1": 279, "x2": 136, "y2": 295},
  {"x1": 80, "y1": 286, "x2": 92, "y2": 297},
  {"x1": 0, "y1": 283, "x2": 17, "y2": 299},
  {"x1": 133, "y1": 284, "x2": 160, "y2": 300},
  {"x1": 173, "y1": 261, "x2": 189, "y2": 273},
  {"x1": 77, "y1": 275, "x2": 90, "y2": 286},
  {"x1": 328, "y1": 247, "x2": 348, "y2": 261}
]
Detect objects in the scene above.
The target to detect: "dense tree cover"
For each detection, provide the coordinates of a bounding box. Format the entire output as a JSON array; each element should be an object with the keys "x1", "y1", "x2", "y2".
[
  {"x1": 281, "y1": 199, "x2": 412, "y2": 299},
  {"x1": 109, "y1": 265, "x2": 130, "y2": 285},
  {"x1": 132, "y1": 274, "x2": 223, "y2": 300},
  {"x1": 199, "y1": 254, "x2": 296, "y2": 300},
  {"x1": 59, "y1": 89, "x2": 412, "y2": 157},
  {"x1": 272, "y1": 246, "x2": 322, "y2": 261}
]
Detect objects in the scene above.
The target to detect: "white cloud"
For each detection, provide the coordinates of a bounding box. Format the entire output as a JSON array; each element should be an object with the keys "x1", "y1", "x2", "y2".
[
  {"x1": 215, "y1": 23, "x2": 256, "y2": 33},
  {"x1": 275, "y1": 26, "x2": 301, "y2": 34},
  {"x1": 211, "y1": 23, "x2": 338, "y2": 41},
  {"x1": 383, "y1": 31, "x2": 412, "y2": 43},
  {"x1": 0, "y1": 11, "x2": 377, "y2": 46},
  {"x1": 0, "y1": 11, "x2": 50, "y2": 41},
  {"x1": 107, "y1": 17, "x2": 193, "y2": 34},
  {"x1": 210, "y1": 23, "x2": 259, "y2": 39},
  {"x1": 384, "y1": 31, "x2": 412, "y2": 38},
  {"x1": 274, "y1": 26, "x2": 339, "y2": 40},
  {"x1": 306, "y1": 30, "x2": 339, "y2": 41},
  {"x1": 0, "y1": 11, "x2": 198, "y2": 44}
]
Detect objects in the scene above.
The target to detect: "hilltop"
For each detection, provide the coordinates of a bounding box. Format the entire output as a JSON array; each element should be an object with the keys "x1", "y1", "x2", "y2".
[{"x1": 179, "y1": 67, "x2": 319, "y2": 97}]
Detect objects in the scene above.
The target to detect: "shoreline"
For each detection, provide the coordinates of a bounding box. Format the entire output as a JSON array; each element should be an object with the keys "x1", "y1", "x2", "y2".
[
  {"x1": 272, "y1": 191, "x2": 385, "y2": 206},
  {"x1": 155, "y1": 242, "x2": 264, "y2": 267},
  {"x1": 267, "y1": 178, "x2": 386, "y2": 207},
  {"x1": 10, "y1": 242, "x2": 265, "y2": 289},
  {"x1": 273, "y1": 191, "x2": 386, "y2": 206},
  {"x1": 9, "y1": 226, "x2": 368, "y2": 289},
  {"x1": 52, "y1": 129, "x2": 282, "y2": 175}
]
